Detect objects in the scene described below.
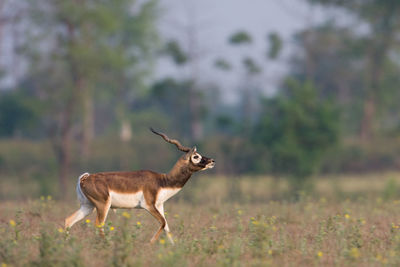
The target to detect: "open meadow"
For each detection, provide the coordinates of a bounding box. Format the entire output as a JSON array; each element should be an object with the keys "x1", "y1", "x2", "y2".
[
  {"x1": 2, "y1": 173, "x2": 400, "y2": 266},
  {"x1": 2, "y1": 1, "x2": 400, "y2": 266}
]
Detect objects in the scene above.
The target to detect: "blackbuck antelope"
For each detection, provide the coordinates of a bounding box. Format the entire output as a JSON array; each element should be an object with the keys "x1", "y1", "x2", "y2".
[{"x1": 65, "y1": 128, "x2": 215, "y2": 244}]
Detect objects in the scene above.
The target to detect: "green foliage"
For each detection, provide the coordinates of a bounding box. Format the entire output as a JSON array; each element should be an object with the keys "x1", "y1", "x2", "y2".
[
  {"x1": 254, "y1": 80, "x2": 340, "y2": 184},
  {"x1": 164, "y1": 40, "x2": 188, "y2": 65},
  {"x1": 267, "y1": 32, "x2": 282, "y2": 59},
  {"x1": 214, "y1": 58, "x2": 232, "y2": 71},
  {"x1": 229, "y1": 31, "x2": 252, "y2": 45},
  {"x1": 382, "y1": 178, "x2": 399, "y2": 200},
  {"x1": 304, "y1": 0, "x2": 400, "y2": 138},
  {"x1": 150, "y1": 77, "x2": 208, "y2": 137},
  {"x1": 0, "y1": 92, "x2": 40, "y2": 137},
  {"x1": 24, "y1": 0, "x2": 159, "y2": 132},
  {"x1": 242, "y1": 57, "x2": 261, "y2": 75},
  {"x1": 308, "y1": 0, "x2": 400, "y2": 22}
]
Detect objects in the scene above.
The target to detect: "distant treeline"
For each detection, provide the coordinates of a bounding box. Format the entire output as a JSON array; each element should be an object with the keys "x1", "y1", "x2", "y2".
[{"x1": 1, "y1": 0, "x2": 400, "y2": 198}]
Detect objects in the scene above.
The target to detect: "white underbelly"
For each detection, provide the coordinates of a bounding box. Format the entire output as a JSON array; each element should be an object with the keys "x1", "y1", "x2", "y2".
[{"x1": 110, "y1": 191, "x2": 145, "y2": 209}]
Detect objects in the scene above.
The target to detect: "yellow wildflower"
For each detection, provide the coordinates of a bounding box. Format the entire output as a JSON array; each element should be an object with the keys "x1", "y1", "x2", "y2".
[
  {"x1": 47, "y1": 195, "x2": 52, "y2": 201},
  {"x1": 237, "y1": 210, "x2": 242, "y2": 215},
  {"x1": 317, "y1": 251, "x2": 323, "y2": 258},
  {"x1": 96, "y1": 223, "x2": 104, "y2": 228},
  {"x1": 58, "y1": 228, "x2": 64, "y2": 233},
  {"x1": 9, "y1": 220, "x2": 16, "y2": 227},
  {"x1": 136, "y1": 221, "x2": 141, "y2": 226},
  {"x1": 252, "y1": 220, "x2": 260, "y2": 226},
  {"x1": 344, "y1": 214, "x2": 350, "y2": 219},
  {"x1": 85, "y1": 219, "x2": 91, "y2": 224},
  {"x1": 122, "y1": 212, "x2": 131, "y2": 218},
  {"x1": 2, "y1": 263, "x2": 8, "y2": 267},
  {"x1": 350, "y1": 247, "x2": 360, "y2": 259},
  {"x1": 268, "y1": 250, "x2": 273, "y2": 255},
  {"x1": 40, "y1": 196, "x2": 45, "y2": 201},
  {"x1": 159, "y1": 239, "x2": 165, "y2": 245},
  {"x1": 109, "y1": 226, "x2": 115, "y2": 231}
]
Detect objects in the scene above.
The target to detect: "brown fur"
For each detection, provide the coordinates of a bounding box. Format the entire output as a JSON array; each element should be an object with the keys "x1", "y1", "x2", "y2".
[{"x1": 65, "y1": 143, "x2": 215, "y2": 244}]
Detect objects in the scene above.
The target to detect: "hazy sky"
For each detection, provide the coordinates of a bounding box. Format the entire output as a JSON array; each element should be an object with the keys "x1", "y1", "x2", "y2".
[
  {"x1": 0, "y1": 0, "x2": 329, "y2": 100},
  {"x1": 156, "y1": 0, "x2": 327, "y2": 103}
]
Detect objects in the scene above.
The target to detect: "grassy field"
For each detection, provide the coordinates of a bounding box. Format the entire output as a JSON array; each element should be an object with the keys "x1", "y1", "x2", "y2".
[{"x1": 2, "y1": 174, "x2": 400, "y2": 266}]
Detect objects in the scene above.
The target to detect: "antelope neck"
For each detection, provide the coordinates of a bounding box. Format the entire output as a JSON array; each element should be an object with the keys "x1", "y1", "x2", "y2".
[{"x1": 165, "y1": 162, "x2": 193, "y2": 188}]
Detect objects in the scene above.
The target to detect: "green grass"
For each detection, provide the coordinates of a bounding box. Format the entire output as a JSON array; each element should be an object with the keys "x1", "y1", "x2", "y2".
[{"x1": 2, "y1": 174, "x2": 400, "y2": 266}]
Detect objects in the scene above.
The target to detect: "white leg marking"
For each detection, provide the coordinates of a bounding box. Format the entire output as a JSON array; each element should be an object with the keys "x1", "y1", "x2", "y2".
[
  {"x1": 156, "y1": 203, "x2": 174, "y2": 244},
  {"x1": 66, "y1": 204, "x2": 94, "y2": 228}
]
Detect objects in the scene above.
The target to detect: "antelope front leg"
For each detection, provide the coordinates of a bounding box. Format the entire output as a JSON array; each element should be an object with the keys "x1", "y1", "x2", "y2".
[
  {"x1": 147, "y1": 205, "x2": 166, "y2": 244},
  {"x1": 156, "y1": 203, "x2": 174, "y2": 244},
  {"x1": 94, "y1": 199, "x2": 111, "y2": 237}
]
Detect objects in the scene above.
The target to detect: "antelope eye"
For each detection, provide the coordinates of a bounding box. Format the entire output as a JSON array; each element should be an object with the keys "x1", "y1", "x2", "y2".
[{"x1": 191, "y1": 154, "x2": 201, "y2": 164}]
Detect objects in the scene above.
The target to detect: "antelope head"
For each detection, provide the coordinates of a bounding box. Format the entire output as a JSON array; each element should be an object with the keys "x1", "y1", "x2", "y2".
[{"x1": 150, "y1": 128, "x2": 215, "y2": 171}]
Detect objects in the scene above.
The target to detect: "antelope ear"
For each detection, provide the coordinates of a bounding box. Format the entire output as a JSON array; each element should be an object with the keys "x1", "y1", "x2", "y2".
[{"x1": 184, "y1": 146, "x2": 197, "y2": 160}]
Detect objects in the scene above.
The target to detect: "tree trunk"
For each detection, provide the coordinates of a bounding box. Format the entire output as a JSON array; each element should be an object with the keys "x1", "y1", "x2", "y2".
[
  {"x1": 359, "y1": 7, "x2": 396, "y2": 141},
  {"x1": 189, "y1": 83, "x2": 203, "y2": 141},
  {"x1": 54, "y1": 19, "x2": 79, "y2": 199},
  {"x1": 360, "y1": 96, "x2": 375, "y2": 141},
  {"x1": 81, "y1": 85, "x2": 94, "y2": 159},
  {"x1": 56, "y1": 97, "x2": 74, "y2": 199}
]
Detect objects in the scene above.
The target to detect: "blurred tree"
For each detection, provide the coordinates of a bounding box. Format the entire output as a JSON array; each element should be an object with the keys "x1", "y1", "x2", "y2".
[
  {"x1": 23, "y1": 0, "x2": 158, "y2": 198},
  {"x1": 242, "y1": 57, "x2": 261, "y2": 75},
  {"x1": 213, "y1": 58, "x2": 232, "y2": 71},
  {"x1": 290, "y1": 23, "x2": 366, "y2": 134},
  {"x1": 162, "y1": 38, "x2": 205, "y2": 141},
  {"x1": 150, "y1": 78, "x2": 192, "y2": 135},
  {"x1": 267, "y1": 32, "x2": 282, "y2": 60},
  {"x1": 254, "y1": 80, "x2": 340, "y2": 191},
  {"x1": 229, "y1": 30, "x2": 253, "y2": 45},
  {"x1": 306, "y1": 0, "x2": 400, "y2": 140},
  {"x1": 227, "y1": 30, "x2": 263, "y2": 133},
  {"x1": 0, "y1": 92, "x2": 39, "y2": 137},
  {"x1": 164, "y1": 40, "x2": 188, "y2": 65}
]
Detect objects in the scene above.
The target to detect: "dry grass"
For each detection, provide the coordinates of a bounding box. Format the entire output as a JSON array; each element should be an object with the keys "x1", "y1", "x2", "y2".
[{"x1": 2, "y1": 174, "x2": 400, "y2": 266}]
